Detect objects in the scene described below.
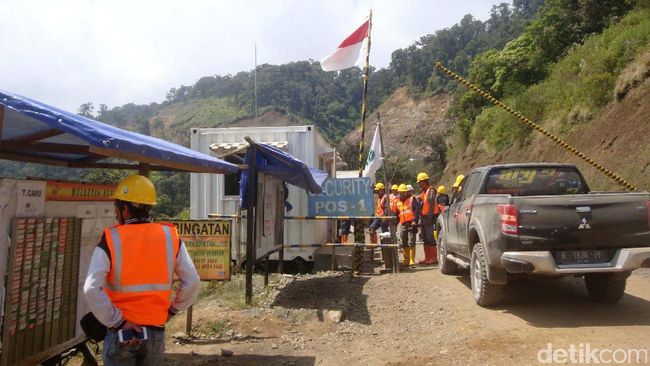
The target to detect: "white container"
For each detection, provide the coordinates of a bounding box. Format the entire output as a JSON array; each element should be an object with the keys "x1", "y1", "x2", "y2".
[{"x1": 190, "y1": 125, "x2": 343, "y2": 262}]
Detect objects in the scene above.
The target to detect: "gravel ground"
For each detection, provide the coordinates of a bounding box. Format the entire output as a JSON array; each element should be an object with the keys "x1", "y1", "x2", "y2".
[{"x1": 162, "y1": 263, "x2": 650, "y2": 366}]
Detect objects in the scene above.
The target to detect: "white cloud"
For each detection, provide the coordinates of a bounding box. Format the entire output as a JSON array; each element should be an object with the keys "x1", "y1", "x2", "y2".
[{"x1": 0, "y1": 0, "x2": 504, "y2": 112}]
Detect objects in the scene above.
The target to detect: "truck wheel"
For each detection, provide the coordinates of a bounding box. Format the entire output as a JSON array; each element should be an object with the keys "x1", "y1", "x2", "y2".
[
  {"x1": 438, "y1": 229, "x2": 458, "y2": 275},
  {"x1": 470, "y1": 243, "x2": 504, "y2": 307},
  {"x1": 585, "y1": 273, "x2": 629, "y2": 303}
]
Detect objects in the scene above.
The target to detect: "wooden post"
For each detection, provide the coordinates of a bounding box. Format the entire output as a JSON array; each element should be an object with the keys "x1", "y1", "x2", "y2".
[
  {"x1": 330, "y1": 218, "x2": 336, "y2": 271},
  {"x1": 278, "y1": 245, "x2": 284, "y2": 273},
  {"x1": 264, "y1": 256, "x2": 270, "y2": 287},
  {"x1": 394, "y1": 247, "x2": 399, "y2": 273},
  {"x1": 186, "y1": 306, "x2": 193, "y2": 336},
  {"x1": 235, "y1": 214, "x2": 242, "y2": 273},
  {"x1": 138, "y1": 163, "x2": 150, "y2": 177},
  {"x1": 244, "y1": 138, "x2": 257, "y2": 305}
]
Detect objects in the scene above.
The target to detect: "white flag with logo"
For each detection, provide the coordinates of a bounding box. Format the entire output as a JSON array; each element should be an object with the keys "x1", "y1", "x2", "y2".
[{"x1": 363, "y1": 125, "x2": 383, "y2": 181}]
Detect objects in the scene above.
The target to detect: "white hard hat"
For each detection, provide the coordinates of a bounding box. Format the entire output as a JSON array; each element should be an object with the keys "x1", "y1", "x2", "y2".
[{"x1": 406, "y1": 184, "x2": 414, "y2": 191}]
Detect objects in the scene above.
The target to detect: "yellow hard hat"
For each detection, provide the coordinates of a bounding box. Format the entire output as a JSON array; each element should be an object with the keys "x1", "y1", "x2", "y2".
[
  {"x1": 437, "y1": 185, "x2": 447, "y2": 194},
  {"x1": 452, "y1": 174, "x2": 465, "y2": 189},
  {"x1": 416, "y1": 172, "x2": 430, "y2": 183},
  {"x1": 112, "y1": 175, "x2": 157, "y2": 205},
  {"x1": 397, "y1": 184, "x2": 408, "y2": 192},
  {"x1": 374, "y1": 182, "x2": 385, "y2": 190},
  {"x1": 391, "y1": 184, "x2": 398, "y2": 191}
]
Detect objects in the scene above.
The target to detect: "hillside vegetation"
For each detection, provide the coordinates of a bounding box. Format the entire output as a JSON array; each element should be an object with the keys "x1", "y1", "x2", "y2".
[{"x1": 439, "y1": 3, "x2": 650, "y2": 191}]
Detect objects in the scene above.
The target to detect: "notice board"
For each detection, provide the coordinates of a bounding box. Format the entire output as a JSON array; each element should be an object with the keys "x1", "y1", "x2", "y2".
[
  {"x1": 169, "y1": 220, "x2": 231, "y2": 281},
  {"x1": 0, "y1": 217, "x2": 81, "y2": 366}
]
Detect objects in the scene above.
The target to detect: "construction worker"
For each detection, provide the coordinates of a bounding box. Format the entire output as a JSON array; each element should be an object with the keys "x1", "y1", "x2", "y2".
[
  {"x1": 84, "y1": 175, "x2": 200, "y2": 366},
  {"x1": 369, "y1": 182, "x2": 392, "y2": 269},
  {"x1": 390, "y1": 184, "x2": 399, "y2": 200},
  {"x1": 388, "y1": 184, "x2": 400, "y2": 252},
  {"x1": 451, "y1": 174, "x2": 465, "y2": 203},
  {"x1": 340, "y1": 220, "x2": 351, "y2": 243},
  {"x1": 416, "y1": 172, "x2": 439, "y2": 265},
  {"x1": 369, "y1": 182, "x2": 387, "y2": 243},
  {"x1": 434, "y1": 185, "x2": 449, "y2": 242},
  {"x1": 396, "y1": 184, "x2": 419, "y2": 268},
  {"x1": 437, "y1": 185, "x2": 449, "y2": 211}
]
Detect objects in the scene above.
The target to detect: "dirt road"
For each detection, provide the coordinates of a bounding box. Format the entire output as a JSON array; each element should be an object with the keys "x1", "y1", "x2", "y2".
[{"x1": 162, "y1": 257, "x2": 650, "y2": 366}]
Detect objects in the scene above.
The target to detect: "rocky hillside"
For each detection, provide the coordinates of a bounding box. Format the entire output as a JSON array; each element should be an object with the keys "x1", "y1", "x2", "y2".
[{"x1": 337, "y1": 87, "x2": 454, "y2": 184}]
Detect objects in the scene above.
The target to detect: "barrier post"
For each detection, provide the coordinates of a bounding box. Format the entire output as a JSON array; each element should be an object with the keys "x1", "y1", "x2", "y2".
[
  {"x1": 278, "y1": 246, "x2": 284, "y2": 274},
  {"x1": 264, "y1": 256, "x2": 270, "y2": 287},
  {"x1": 186, "y1": 306, "x2": 193, "y2": 336}
]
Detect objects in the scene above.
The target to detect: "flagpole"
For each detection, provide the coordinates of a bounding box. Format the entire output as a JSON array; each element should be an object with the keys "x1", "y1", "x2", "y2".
[
  {"x1": 377, "y1": 113, "x2": 389, "y2": 216},
  {"x1": 254, "y1": 43, "x2": 258, "y2": 127},
  {"x1": 357, "y1": 9, "x2": 372, "y2": 178},
  {"x1": 353, "y1": 10, "x2": 372, "y2": 274}
]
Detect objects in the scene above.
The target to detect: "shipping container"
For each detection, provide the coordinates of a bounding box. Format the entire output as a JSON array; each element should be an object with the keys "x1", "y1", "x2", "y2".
[{"x1": 190, "y1": 125, "x2": 345, "y2": 265}]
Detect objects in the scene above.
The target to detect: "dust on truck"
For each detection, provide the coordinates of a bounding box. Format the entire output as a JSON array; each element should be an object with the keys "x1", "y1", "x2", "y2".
[
  {"x1": 436, "y1": 163, "x2": 650, "y2": 306},
  {"x1": 190, "y1": 125, "x2": 344, "y2": 268}
]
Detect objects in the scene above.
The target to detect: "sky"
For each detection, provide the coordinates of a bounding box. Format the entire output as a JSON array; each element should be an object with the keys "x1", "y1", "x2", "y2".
[{"x1": 0, "y1": 0, "x2": 506, "y2": 112}]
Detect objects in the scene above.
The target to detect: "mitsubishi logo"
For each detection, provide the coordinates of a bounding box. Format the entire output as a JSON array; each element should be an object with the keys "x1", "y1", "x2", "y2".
[{"x1": 578, "y1": 217, "x2": 591, "y2": 230}]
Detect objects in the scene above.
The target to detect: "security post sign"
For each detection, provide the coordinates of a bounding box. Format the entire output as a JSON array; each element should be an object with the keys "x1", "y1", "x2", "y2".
[
  {"x1": 307, "y1": 177, "x2": 374, "y2": 217},
  {"x1": 169, "y1": 220, "x2": 231, "y2": 281}
]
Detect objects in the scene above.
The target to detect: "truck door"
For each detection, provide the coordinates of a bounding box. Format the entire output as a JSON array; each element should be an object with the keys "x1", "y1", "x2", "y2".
[{"x1": 455, "y1": 172, "x2": 482, "y2": 258}]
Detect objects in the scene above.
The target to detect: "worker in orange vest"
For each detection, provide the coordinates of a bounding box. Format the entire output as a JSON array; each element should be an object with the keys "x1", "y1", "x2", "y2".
[
  {"x1": 369, "y1": 182, "x2": 388, "y2": 243},
  {"x1": 369, "y1": 182, "x2": 393, "y2": 269},
  {"x1": 396, "y1": 184, "x2": 419, "y2": 268},
  {"x1": 390, "y1": 184, "x2": 399, "y2": 201},
  {"x1": 84, "y1": 175, "x2": 200, "y2": 366},
  {"x1": 388, "y1": 184, "x2": 400, "y2": 249},
  {"x1": 416, "y1": 172, "x2": 439, "y2": 265}
]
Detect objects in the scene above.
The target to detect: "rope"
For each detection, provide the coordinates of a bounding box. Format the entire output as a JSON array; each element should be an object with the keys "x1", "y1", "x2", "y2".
[{"x1": 434, "y1": 62, "x2": 637, "y2": 191}]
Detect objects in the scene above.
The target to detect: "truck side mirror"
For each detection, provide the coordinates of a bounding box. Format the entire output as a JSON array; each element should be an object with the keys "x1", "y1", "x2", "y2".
[{"x1": 437, "y1": 194, "x2": 449, "y2": 206}]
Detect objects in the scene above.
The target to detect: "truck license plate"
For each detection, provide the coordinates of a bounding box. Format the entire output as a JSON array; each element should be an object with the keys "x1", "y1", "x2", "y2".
[{"x1": 554, "y1": 250, "x2": 611, "y2": 265}]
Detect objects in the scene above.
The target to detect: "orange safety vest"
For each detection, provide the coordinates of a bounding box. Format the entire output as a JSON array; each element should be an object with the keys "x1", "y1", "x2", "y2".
[
  {"x1": 376, "y1": 195, "x2": 387, "y2": 216},
  {"x1": 105, "y1": 222, "x2": 180, "y2": 326},
  {"x1": 389, "y1": 194, "x2": 399, "y2": 214},
  {"x1": 396, "y1": 196, "x2": 415, "y2": 224},
  {"x1": 420, "y1": 186, "x2": 440, "y2": 217}
]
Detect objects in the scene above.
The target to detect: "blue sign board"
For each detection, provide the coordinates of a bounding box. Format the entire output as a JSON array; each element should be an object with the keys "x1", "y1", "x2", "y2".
[{"x1": 307, "y1": 177, "x2": 375, "y2": 217}]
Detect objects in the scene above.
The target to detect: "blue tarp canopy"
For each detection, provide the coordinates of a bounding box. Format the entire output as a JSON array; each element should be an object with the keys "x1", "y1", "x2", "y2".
[
  {"x1": 0, "y1": 89, "x2": 239, "y2": 174},
  {"x1": 239, "y1": 140, "x2": 327, "y2": 208}
]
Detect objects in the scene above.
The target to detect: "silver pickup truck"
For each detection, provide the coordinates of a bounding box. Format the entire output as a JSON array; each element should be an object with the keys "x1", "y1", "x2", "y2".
[{"x1": 436, "y1": 163, "x2": 650, "y2": 306}]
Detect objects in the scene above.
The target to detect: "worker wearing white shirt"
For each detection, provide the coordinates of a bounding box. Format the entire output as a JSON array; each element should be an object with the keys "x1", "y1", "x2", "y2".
[{"x1": 84, "y1": 175, "x2": 200, "y2": 366}]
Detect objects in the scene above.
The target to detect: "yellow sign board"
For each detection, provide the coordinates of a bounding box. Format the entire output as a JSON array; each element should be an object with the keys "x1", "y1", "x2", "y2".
[
  {"x1": 46, "y1": 181, "x2": 116, "y2": 201},
  {"x1": 169, "y1": 220, "x2": 231, "y2": 281}
]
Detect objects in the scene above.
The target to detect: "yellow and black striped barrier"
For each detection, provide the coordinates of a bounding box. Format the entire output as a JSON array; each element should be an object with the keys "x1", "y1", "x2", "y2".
[
  {"x1": 208, "y1": 214, "x2": 396, "y2": 220},
  {"x1": 284, "y1": 215, "x2": 394, "y2": 220},
  {"x1": 283, "y1": 243, "x2": 400, "y2": 248},
  {"x1": 208, "y1": 214, "x2": 243, "y2": 219},
  {"x1": 434, "y1": 62, "x2": 637, "y2": 191}
]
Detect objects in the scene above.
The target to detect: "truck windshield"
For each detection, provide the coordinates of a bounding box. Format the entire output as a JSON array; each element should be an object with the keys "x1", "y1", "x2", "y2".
[{"x1": 484, "y1": 167, "x2": 588, "y2": 196}]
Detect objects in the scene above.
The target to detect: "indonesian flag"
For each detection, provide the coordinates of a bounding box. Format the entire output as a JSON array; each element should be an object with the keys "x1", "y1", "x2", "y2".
[{"x1": 321, "y1": 19, "x2": 370, "y2": 72}]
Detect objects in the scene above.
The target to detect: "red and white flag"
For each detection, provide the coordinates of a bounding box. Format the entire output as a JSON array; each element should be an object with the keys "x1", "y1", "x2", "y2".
[{"x1": 321, "y1": 19, "x2": 370, "y2": 72}]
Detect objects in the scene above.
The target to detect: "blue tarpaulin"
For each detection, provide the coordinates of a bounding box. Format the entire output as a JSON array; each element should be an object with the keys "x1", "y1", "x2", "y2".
[
  {"x1": 0, "y1": 89, "x2": 239, "y2": 174},
  {"x1": 239, "y1": 141, "x2": 327, "y2": 208}
]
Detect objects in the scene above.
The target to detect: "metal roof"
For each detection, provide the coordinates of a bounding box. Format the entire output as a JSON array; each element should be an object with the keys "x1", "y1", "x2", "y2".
[
  {"x1": 210, "y1": 140, "x2": 289, "y2": 158},
  {"x1": 0, "y1": 89, "x2": 239, "y2": 174}
]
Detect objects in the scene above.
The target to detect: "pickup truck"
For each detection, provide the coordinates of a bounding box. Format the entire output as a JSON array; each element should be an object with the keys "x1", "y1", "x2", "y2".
[{"x1": 436, "y1": 163, "x2": 650, "y2": 306}]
